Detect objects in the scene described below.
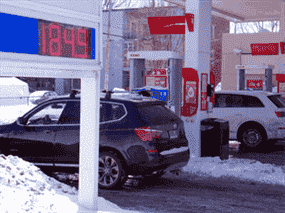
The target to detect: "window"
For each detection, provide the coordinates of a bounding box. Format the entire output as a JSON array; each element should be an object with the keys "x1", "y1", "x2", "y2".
[
  {"x1": 243, "y1": 96, "x2": 264, "y2": 107},
  {"x1": 112, "y1": 104, "x2": 125, "y2": 120},
  {"x1": 137, "y1": 105, "x2": 179, "y2": 125},
  {"x1": 214, "y1": 94, "x2": 226, "y2": 107},
  {"x1": 215, "y1": 94, "x2": 245, "y2": 108},
  {"x1": 26, "y1": 102, "x2": 66, "y2": 125},
  {"x1": 215, "y1": 94, "x2": 264, "y2": 108},
  {"x1": 58, "y1": 101, "x2": 80, "y2": 124},
  {"x1": 268, "y1": 95, "x2": 285, "y2": 108},
  {"x1": 225, "y1": 95, "x2": 243, "y2": 107},
  {"x1": 100, "y1": 103, "x2": 126, "y2": 122}
]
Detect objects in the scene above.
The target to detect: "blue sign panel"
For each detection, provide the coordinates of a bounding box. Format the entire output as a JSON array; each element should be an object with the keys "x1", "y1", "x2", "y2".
[
  {"x1": 0, "y1": 13, "x2": 38, "y2": 54},
  {"x1": 0, "y1": 13, "x2": 95, "y2": 59}
]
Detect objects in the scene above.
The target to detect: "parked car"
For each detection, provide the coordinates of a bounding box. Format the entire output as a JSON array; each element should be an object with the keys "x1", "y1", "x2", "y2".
[
  {"x1": 29, "y1": 90, "x2": 58, "y2": 105},
  {"x1": 212, "y1": 90, "x2": 285, "y2": 152},
  {"x1": 0, "y1": 90, "x2": 190, "y2": 189}
]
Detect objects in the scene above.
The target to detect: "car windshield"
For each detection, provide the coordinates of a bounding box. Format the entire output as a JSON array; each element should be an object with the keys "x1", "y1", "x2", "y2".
[{"x1": 268, "y1": 95, "x2": 285, "y2": 108}]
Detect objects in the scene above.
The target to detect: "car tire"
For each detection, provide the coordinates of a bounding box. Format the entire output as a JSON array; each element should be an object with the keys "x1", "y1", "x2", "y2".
[
  {"x1": 238, "y1": 125, "x2": 267, "y2": 153},
  {"x1": 98, "y1": 151, "x2": 127, "y2": 190}
]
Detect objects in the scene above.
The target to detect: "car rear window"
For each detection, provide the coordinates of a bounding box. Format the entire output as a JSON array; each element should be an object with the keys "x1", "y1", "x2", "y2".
[
  {"x1": 137, "y1": 104, "x2": 179, "y2": 125},
  {"x1": 268, "y1": 95, "x2": 285, "y2": 108}
]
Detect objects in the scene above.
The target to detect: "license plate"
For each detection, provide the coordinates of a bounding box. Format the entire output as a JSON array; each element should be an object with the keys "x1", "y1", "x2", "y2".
[{"x1": 169, "y1": 130, "x2": 179, "y2": 139}]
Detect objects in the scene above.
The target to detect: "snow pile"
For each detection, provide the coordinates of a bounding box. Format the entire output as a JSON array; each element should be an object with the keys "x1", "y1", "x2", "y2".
[
  {"x1": 0, "y1": 154, "x2": 142, "y2": 213},
  {"x1": 0, "y1": 104, "x2": 36, "y2": 125},
  {"x1": 183, "y1": 156, "x2": 285, "y2": 186}
]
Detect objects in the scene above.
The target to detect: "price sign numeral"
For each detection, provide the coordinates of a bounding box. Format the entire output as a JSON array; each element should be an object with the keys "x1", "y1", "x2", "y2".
[
  {"x1": 77, "y1": 29, "x2": 87, "y2": 58},
  {"x1": 49, "y1": 25, "x2": 61, "y2": 56},
  {"x1": 41, "y1": 23, "x2": 46, "y2": 55},
  {"x1": 64, "y1": 29, "x2": 75, "y2": 58},
  {"x1": 39, "y1": 21, "x2": 90, "y2": 59}
]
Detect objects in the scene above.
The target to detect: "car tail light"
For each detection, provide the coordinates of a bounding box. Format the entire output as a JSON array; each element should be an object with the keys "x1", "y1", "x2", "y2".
[
  {"x1": 134, "y1": 127, "x2": 162, "y2": 141},
  {"x1": 147, "y1": 150, "x2": 158, "y2": 153},
  {"x1": 275, "y1": 111, "x2": 285, "y2": 117}
]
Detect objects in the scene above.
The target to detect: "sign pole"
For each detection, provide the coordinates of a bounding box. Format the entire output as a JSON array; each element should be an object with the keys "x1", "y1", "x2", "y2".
[
  {"x1": 183, "y1": 0, "x2": 212, "y2": 158},
  {"x1": 104, "y1": 0, "x2": 112, "y2": 91},
  {"x1": 78, "y1": 72, "x2": 100, "y2": 210}
]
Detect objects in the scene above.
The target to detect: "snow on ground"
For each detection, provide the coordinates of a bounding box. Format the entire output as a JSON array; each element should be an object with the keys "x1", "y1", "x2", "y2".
[
  {"x1": 0, "y1": 154, "x2": 143, "y2": 213},
  {"x1": 183, "y1": 155, "x2": 285, "y2": 186}
]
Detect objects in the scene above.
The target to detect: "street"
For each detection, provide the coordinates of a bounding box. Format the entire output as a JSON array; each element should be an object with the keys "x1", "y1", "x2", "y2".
[
  {"x1": 53, "y1": 143, "x2": 285, "y2": 213},
  {"x1": 98, "y1": 171, "x2": 285, "y2": 213}
]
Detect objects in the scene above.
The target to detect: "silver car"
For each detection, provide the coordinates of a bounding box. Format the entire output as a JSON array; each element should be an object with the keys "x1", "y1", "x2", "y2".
[{"x1": 29, "y1": 90, "x2": 58, "y2": 105}]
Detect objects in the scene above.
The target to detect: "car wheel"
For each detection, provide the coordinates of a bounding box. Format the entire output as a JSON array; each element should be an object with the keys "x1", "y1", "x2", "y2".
[
  {"x1": 238, "y1": 125, "x2": 266, "y2": 153},
  {"x1": 99, "y1": 152, "x2": 126, "y2": 190}
]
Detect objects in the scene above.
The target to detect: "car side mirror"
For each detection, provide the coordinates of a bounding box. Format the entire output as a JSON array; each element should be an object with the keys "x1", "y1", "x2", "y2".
[{"x1": 17, "y1": 117, "x2": 25, "y2": 125}]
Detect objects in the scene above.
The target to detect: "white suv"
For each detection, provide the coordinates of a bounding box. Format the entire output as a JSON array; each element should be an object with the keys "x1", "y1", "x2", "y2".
[{"x1": 211, "y1": 90, "x2": 285, "y2": 152}]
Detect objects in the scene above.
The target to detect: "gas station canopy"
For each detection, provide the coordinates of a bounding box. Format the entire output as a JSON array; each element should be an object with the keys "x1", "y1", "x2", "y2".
[
  {"x1": 162, "y1": 0, "x2": 282, "y2": 22},
  {"x1": 212, "y1": 0, "x2": 282, "y2": 21}
]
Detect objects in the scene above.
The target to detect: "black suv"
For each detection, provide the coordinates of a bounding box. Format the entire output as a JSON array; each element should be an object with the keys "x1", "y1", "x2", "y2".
[{"x1": 0, "y1": 90, "x2": 190, "y2": 189}]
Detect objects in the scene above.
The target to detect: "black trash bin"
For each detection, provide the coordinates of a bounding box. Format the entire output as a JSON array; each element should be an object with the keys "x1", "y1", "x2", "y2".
[{"x1": 200, "y1": 118, "x2": 229, "y2": 160}]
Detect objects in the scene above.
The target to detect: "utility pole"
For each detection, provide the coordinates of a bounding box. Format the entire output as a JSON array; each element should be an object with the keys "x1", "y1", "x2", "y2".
[{"x1": 104, "y1": 0, "x2": 112, "y2": 91}]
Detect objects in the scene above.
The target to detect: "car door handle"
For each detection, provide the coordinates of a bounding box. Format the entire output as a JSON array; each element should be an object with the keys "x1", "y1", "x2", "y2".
[{"x1": 44, "y1": 130, "x2": 52, "y2": 134}]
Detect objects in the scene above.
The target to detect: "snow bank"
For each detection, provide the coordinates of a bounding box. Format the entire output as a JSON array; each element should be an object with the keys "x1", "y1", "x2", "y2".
[
  {"x1": 183, "y1": 156, "x2": 285, "y2": 186},
  {"x1": 0, "y1": 154, "x2": 142, "y2": 213}
]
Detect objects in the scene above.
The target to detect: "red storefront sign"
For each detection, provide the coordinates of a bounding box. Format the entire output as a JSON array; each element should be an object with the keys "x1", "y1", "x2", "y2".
[
  {"x1": 246, "y1": 80, "x2": 263, "y2": 89},
  {"x1": 250, "y1": 43, "x2": 279, "y2": 55},
  {"x1": 147, "y1": 13, "x2": 194, "y2": 34}
]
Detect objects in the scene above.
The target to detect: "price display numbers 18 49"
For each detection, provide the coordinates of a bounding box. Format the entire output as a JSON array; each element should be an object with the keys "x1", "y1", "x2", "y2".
[{"x1": 39, "y1": 20, "x2": 92, "y2": 59}]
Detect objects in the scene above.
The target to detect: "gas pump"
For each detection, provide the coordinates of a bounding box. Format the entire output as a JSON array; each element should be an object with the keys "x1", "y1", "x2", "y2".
[{"x1": 181, "y1": 68, "x2": 214, "y2": 117}]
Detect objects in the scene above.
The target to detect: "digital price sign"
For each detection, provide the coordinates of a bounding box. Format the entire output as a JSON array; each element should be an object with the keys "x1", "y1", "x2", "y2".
[
  {"x1": 0, "y1": 13, "x2": 95, "y2": 59},
  {"x1": 38, "y1": 20, "x2": 93, "y2": 59}
]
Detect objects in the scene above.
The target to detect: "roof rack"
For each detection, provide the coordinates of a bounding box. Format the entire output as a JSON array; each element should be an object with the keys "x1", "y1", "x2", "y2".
[
  {"x1": 101, "y1": 90, "x2": 114, "y2": 99},
  {"x1": 70, "y1": 89, "x2": 81, "y2": 98}
]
